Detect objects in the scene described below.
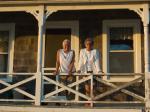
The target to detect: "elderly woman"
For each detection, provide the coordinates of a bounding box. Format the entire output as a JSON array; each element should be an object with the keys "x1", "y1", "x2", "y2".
[
  {"x1": 54, "y1": 39, "x2": 75, "y2": 75},
  {"x1": 53, "y1": 39, "x2": 75, "y2": 102},
  {"x1": 78, "y1": 38, "x2": 102, "y2": 74},
  {"x1": 77, "y1": 38, "x2": 102, "y2": 106}
]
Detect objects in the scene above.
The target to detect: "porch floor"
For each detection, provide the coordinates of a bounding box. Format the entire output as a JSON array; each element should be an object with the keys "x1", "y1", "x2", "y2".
[{"x1": 0, "y1": 102, "x2": 144, "y2": 112}]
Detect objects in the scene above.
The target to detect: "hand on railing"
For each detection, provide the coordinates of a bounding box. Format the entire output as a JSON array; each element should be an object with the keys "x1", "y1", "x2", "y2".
[
  {"x1": 68, "y1": 70, "x2": 73, "y2": 76},
  {"x1": 53, "y1": 70, "x2": 59, "y2": 75},
  {"x1": 76, "y1": 70, "x2": 81, "y2": 74},
  {"x1": 98, "y1": 71, "x2": 104, "y2": 73}
]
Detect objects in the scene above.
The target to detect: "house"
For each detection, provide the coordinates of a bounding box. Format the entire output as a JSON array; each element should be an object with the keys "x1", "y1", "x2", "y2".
[{"x1": 0, "y1": 0, "x2": 149, "y2": 112}]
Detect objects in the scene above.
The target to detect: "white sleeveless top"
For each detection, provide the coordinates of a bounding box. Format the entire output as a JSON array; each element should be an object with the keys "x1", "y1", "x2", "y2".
[{"x1": 59, "y1": 49, "x2": 75, "y2": 73}]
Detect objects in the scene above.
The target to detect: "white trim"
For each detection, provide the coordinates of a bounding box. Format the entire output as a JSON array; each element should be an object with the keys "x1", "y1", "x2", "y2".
[
  {"x1": 42, "y1": 21, "x2": 79, "y2": 72},
  {"x1": 102, "y1": 19, "x2": 141, "y2": 73},
  {"x1": 0, "y1": 23, "x2": 15, "y2": 82}
]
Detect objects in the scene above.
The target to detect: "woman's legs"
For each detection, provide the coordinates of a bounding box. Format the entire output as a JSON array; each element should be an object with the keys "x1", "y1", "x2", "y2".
[{"x1": 85, "y1": 83, "x2": 91, "y2": 107}]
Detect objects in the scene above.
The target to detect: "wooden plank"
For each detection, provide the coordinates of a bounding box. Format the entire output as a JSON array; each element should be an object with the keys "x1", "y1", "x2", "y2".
[
  {"x1": 42, "y1": 100, "x2": 143, "y2": 104},
  {"x1": 0, "y1": 79, "x2": 35, "y2": 100},
  {"x1": 0, "y1": 73, "x2": 36, "y2": 75},
  {"x1": 0, "y1": 76, "x2": 35, "y2": 94},
  {"x1": 0, "y1": 105, "x2": 143, "y2": 112},
  {"x1": 43, "y1": 73, "x2": 144, "y2": 76},
  {"x1": 75, "y1": 76, "x2": 79, "y2": 101},
  {"x1": 43, "y1": 76, "x2": 91, "y2": 100},
  {"x1": 94, "y1": 77, "x2": 144, "y2": 101},
  {"x1": 45, "y1": 76, "x2": 91, "y2": 98},
  {"x1": 94, "y1": 76, "x2": 144, "y2": 100},
  {"x1": 0, "y1": 99, "x2": 34, "y2": 102}
]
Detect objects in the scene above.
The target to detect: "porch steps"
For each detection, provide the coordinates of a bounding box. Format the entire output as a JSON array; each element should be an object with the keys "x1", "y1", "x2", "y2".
[{"x1": 0, "y1": 105, "x2": 144, "y2": 112}]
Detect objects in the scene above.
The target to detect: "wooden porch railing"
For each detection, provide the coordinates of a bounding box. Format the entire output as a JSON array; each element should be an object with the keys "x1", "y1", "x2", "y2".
[{"x1": 0, "y1": 72, "x2": 145, "y2": 107}]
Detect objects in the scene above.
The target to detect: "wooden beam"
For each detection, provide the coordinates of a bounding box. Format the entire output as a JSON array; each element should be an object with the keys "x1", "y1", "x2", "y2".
[
  {"x1": 0, "y1": 105, "x2": 143, "y2": 112},
  {"x1": 94, "y1": 76, "x2": 144, "y2": 100},
  {"x1": 43, "y1": 76, "x2": 91, "y2": 100},
  {"x1": 45, "y1": 76, "x2": 91, "y2": 98},
  {"x1": 94, "y1": 77, "x2": 144, "y2": 101},
  {"x1": 0, "y1": 76, "x2": 35, "y2": 94},
  {"x1": 0, "y1": 79, "x2": 35, "y2": 100}
]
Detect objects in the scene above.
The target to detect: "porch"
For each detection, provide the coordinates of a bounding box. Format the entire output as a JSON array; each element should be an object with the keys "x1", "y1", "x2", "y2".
[{"x1": 0, "y1": 0, "x2": 149, "y2": 112}]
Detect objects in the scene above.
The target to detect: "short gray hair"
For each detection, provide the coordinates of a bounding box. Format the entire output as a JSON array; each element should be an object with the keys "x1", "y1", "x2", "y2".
[
  {"x1": 84, "y1": 38, "x2": 94, "y2": 45},
  {"x1": 62, "y1": 39, "x2": 71, "y2": 46}
]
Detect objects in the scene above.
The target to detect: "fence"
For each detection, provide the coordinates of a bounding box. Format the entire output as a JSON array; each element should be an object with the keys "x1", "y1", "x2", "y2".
[{"x1": 0, "y1": 72, "x2": 145, "y2": 107}]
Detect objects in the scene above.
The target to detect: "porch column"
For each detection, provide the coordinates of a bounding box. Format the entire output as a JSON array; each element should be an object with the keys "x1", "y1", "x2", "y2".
[
  {"x1": 143, "y1": 4, "x2": 150, "y2": 110},
  {"x1": 143, "y1": 4, "x2": 150, "y2": 73},
  {"x1": 35, "y1": 6, "x2": 46, "y2": 106},
  {"x1": 144, "y1": 24, "x2": 149, "y2": 72}
]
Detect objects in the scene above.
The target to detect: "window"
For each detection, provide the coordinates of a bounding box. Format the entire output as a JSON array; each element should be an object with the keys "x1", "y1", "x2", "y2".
[
  {"x1": 0, "y1": 31, "x2": 9, "y2": 73},
  {"x1": 109, "y1": 27, "x2": 133, "y2": 50},
  {"x1": 109, "y1": 27, "x2": 134, "y2": 73},
  {"x1": 0, "y1": 23, "x2": 15, "y2": 81},
  {"x1": 102, "y1": 20, "x2": 141, "y2": 74}
]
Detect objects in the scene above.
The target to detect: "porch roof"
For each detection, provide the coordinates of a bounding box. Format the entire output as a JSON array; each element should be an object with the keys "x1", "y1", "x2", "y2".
[
  {"x1": 0, "y1": 0, "x2": 149, "y2": 2},
  {"x1": 0, "y1": 0, "x2": 149, "y2": 5}
]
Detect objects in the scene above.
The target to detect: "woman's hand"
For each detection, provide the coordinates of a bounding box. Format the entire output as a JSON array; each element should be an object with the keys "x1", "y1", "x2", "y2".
[
  {"x1": 77, "y1": 70, "x2": 81, "y2": 74},
  {"x1": 98, "y1": 71, "x2": 104, "y2": 73},
  {"x1": 53, "y1": 70, "x2": 59, "y2": 75},
  {"x1": 68, "y1": 70, "x2": 72, "y2": 76}
]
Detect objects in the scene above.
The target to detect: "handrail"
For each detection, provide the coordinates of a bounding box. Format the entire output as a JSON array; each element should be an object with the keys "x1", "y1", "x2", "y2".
[
  {"x1": 43, "y1": 72, "x2": 144, "y2": 76},
  {"x1": 0, "y1": 72, "x2": 144, "y2": 76},
  {"x1": 0, "y1": 73, "x2": 36, "y2": 75}
]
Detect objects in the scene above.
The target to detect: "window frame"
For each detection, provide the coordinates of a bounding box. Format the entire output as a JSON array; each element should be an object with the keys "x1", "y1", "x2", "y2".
[
  {"x1": 0, "y1": 23, "x2": 15, "y2": 82},
  {"x1": 102, "y1": 19, "x2": 141, "y2": 74}
]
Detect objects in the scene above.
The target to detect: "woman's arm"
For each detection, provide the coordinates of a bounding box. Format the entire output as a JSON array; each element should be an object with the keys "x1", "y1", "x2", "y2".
[
  {"x1": 68, "y1": 50, "x2": 75, "y2": 75},
  {"x1": 77, "y1": 49, "x2": 83, "y2": 72},
  {"x1": 94, "y1": 49, "x2": 102, "y2": 73},
  {"x1": 54, "y1": 50, "x2": 60, "y2": 75}
]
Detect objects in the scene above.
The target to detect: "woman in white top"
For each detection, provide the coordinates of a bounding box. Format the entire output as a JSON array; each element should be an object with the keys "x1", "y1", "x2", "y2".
[
  {"x1": 53, "y1": 39, "x2": 75, "y2": 101},
  {"x1": 78, "y1": 38, "x2": 102, "y2": 74},
  {"x1": 54, "y1": 39, "x2": 75, "y2": 75},
  {"x1": 77, "y1": 38, "x2": 102, "y2": 106}
]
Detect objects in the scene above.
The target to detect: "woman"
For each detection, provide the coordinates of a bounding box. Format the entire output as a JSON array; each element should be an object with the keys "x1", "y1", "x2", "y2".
[
  {"x1": 53, "y1": 39, "x2": 75, "y2": 102},
  {"x1": 54, "y1": 39, "x2": 75, "y2": 75},
  {"x1": 77, "y1": 38, "x2": 102, "y2": 106},
  {"x1": 78, "y1": 38, "x2": 102, "y2": 74}
]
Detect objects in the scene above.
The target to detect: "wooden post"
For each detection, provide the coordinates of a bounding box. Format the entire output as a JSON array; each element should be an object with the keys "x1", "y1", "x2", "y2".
[
  {"x1": 143, "y1": 4, "x2": 150, "y2": 112},
  {"x1": 143, "y1": 24, "x2": 150, "y2": 71},
  {"x1": 90, "y1": 74, "x2": 94, "y2": 107},
  {"x1": 35, "y1": 6, "x2": 46, "y2": 106},
  {"x1": 129, "y1": 4, "x2": 150, "y2": 111}
]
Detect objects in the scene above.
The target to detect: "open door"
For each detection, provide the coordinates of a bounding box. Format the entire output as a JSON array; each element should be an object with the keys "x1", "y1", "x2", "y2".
[{"x1": 42, "y1": 21, "x2": 79, "y2": 73}]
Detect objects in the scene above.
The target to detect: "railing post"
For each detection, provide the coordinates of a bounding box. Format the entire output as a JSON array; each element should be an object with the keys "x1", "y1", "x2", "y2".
[
  {"x1": 90, "y1": 74, "x2": 94, "y2": 107},
  {"x1": 75, "y1": 75, "x2": 79, "y2": 101},
  {"x1": 145, "y1": 73, "x2": 150, "y2": 111},
  {"x1": 35, "y1": 72, "x2": 43, "y2": 105},
  {"x1": 35, "y1": 6, "x2": 46, "y2": 106}
]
